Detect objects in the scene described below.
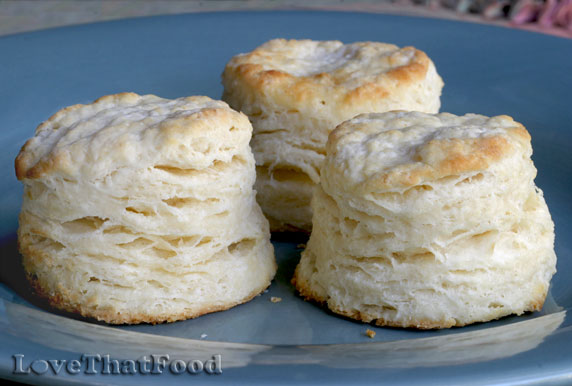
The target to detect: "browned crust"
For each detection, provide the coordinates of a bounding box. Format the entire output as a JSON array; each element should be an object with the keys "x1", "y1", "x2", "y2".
[
  {"x1": 343, "y1": 49, "x2": 430, "y2": 108},
  {"x1": 15, "y1": 93, "x2": 248, "y2": 181},
  {"x1": 328, "y1": 117, "x2": 531, "y2": 190},
  {"x1": 291, "y1": 264, "x2": 546, "y2": 330},
  {"x1": 228, "y1": 46, "x2": 429, "y2": 95},
  {"x1": 371, "y1": 135, "x2": 512, "y2": 189},
  {"x1": 222, "y1": 40, "x2": 433, "y2": 111},
  {"x1": 15, "y1": 92, "x2": 142, "y2": 181},
  {"x1": 26, "y1": 271, "x2": 272, "y2": 325},
  {"x1": 16, "y1": 147, "x2": 70, "y2": 180}
]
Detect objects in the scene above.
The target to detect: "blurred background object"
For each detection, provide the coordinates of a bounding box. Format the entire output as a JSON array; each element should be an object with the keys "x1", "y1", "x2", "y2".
[
  {"x1": 0, "y1": 0, "x2": 570, "y2": 37},
  {"x1": 417, "y1": 0, "x2": 572, "y2": 31}
]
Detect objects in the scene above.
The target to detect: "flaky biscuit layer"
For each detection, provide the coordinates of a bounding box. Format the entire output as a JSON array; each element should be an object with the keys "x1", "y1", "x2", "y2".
[
  {"x1": 222, "y1": 39, "x2": 444, "y2": 231},
  {"x1": 16, "y1": 93, "x2": 276, "y2": 324},
  {"x1": 294, "y1": 111, "x2": 556, "y2": 329}
]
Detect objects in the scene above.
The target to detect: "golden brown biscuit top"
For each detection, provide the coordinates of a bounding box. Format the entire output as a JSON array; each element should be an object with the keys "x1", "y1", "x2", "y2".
[
  {"x1": 325, "y1": 111, "x2": 532, "y2": 190},
  {"x1": 15, "y1": 93, "x2": 252, "y2": 180},
  {"x1": 222, "y1": 39, "x2": 441, "y2": 114}
]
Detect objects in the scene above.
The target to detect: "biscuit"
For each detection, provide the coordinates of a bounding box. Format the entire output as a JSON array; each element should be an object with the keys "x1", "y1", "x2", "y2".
[
  {"x1": 222, "y1": 39, "x2": 444, "y2": 231},
  {"x1": 16, "y1": 92, "x2": 277, "y2": 324},
  {"x1": 293, "y1": 111, "x2": 556, "y2": 329}
]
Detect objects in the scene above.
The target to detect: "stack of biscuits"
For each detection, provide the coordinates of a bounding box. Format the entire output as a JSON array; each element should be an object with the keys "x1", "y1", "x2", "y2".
[{"x1": 16, "y1": 93, "x2": 276, "y2": 324}]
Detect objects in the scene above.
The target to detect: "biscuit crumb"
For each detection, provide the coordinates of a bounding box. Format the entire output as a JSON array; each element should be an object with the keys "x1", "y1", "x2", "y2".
[
  {"x1": 296, "y1": 243, "x2": 307, "y2": 249},
  {"x1": 270, "y1": 296, "x2": 282, "y2": 303},
  {"x1": 365, "y1": 329, "x2": 376, "y2": 338}
]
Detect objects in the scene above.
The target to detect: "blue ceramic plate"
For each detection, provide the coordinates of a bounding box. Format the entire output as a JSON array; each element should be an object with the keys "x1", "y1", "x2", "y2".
[{"x1": 1, "y1": 11, "x2": 571, "y2": 385}]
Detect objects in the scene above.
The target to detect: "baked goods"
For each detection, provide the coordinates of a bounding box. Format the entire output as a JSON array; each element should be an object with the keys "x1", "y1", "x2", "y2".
[
  {"x1": 222, "y1": 39, "x2": 444, "y2": 231},
  {"x1": 293, "y1": 111, "x2": 556, "y2": 329},
  {"x1": 15, "y1": 92, "x2": 276, "y2": 324}
]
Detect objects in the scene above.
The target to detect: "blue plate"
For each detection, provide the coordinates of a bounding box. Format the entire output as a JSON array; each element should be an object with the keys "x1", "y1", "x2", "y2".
[{"x1": 1, "y1": 11, "x2": 571, "y2": 385}]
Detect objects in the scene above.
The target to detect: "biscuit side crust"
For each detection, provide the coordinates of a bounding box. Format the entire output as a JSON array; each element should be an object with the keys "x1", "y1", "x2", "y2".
[
  {"x1": 292, "y1": 264, "x2": 546, "y2": 330},
  {"x1": 28, "y1": 272, "x2": 272, "y2": 325}
]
